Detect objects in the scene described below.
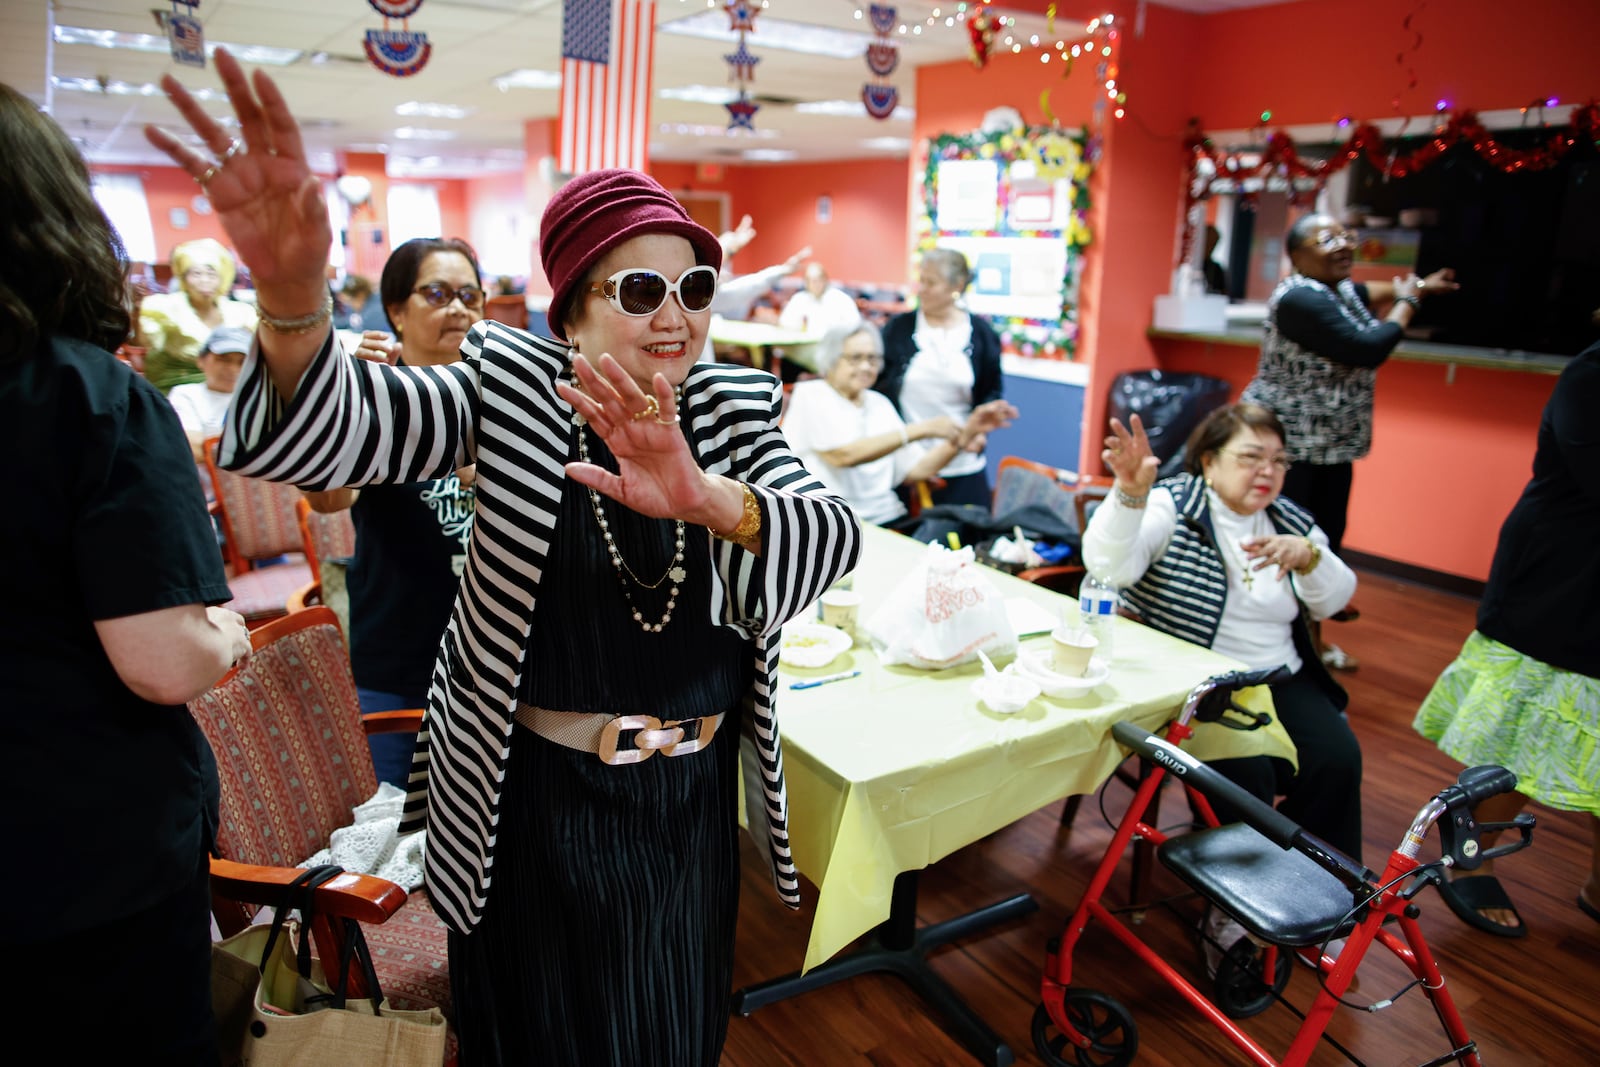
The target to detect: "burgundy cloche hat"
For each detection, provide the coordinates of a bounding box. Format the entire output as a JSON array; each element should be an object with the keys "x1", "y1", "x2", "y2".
[{"x1": 539, "y1": 169, "x2": 723, "y2": 341}]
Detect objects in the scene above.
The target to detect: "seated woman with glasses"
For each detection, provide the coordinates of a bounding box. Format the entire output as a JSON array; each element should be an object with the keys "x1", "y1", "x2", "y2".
[
  {"x1": 304, "y1": 237, "x2": 484, "y2": 786},
  {"x1": 782, "y1": 322, "x2": 1017, "y2": 527},
  {"x1": 1081, "y1": 402, "x2": 1364, "y2": 866}
]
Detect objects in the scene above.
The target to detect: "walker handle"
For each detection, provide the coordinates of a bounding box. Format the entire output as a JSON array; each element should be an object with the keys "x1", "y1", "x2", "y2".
[
  {"x1": 1111, "y1": 720, "x2": 1303, "y2": 849},
  {"x1": 1443, "y1": 764, "x2": 1518, "y2": 808}
]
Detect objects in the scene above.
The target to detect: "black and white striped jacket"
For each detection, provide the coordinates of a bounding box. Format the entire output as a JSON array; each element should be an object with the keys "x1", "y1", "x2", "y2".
[
  {"x1": 1120, "y1": 474, "x2": 1343, "y2": 709},
  {"x1": 219, "y1": 320, "x2": 862, "y2": 932}
]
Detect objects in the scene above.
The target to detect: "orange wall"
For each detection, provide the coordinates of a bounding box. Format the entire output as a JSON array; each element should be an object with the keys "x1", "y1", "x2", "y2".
[
  {"x1": 1153, "y1": 339, "x2": 1555, "y2": 582},
  {"x1": 651, "y1": 158, "x2": 911, "y2": 288},
  {"x1": 97, "y1": 163, "x2": 234, "y2": 265}
]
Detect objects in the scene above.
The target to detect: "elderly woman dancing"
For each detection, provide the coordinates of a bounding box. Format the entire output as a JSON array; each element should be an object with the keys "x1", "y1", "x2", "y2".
[{"x1": 146, "y1": 50, "x2": 860, "y2": 1067}]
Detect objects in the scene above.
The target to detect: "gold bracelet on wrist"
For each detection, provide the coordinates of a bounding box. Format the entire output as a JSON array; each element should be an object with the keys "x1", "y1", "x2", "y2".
[
  {"x1": 1294, "y1": 536, "x2": 1322, "y2": 575},
  {"x1": 713, "y1": 482, "x2": 761, "y2": 545},
  {"x1": 256, "y1": 292, "x2": 334, "y2": 334}
]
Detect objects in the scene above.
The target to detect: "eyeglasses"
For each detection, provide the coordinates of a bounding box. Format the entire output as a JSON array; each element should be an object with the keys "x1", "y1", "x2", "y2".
[
  {"x1": 1309, "y1": 230, "x2": 1357, "y2": 252},
  {"x1": 414, "y1": 283, "x2": 485, "y2": 309},
  {"x1": 1220, "y1": 448, "x2": 1292, "y2": 473},
  {"x1": 587, "y1": 265, "x2": 718, "y2": 317},
  {"x1": 839, "y1": 352, "x2": 883, "y2": 367}
]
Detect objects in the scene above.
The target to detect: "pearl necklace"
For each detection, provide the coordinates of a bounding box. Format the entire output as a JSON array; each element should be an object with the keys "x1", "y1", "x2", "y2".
[{"x1": 574, "y1": 422, "x2": 686, "y2": 633}]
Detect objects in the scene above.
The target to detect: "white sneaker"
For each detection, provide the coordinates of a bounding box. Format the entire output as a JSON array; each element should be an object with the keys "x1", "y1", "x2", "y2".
[{"x1": 1321, "y1": 644, "x2": 1360, "y2": 672}]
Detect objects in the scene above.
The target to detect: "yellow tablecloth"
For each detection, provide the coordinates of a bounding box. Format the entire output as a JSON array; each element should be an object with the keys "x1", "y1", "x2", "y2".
[
  {"x1": 776, "y1": 526, "x2": 1297, "y2": 972},
  {"x1": 709, "y1": 317, "x2": 821, "y2": 372}
]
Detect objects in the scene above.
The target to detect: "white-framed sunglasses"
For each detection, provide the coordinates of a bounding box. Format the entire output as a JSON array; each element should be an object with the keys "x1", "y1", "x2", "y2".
[{"x1": 587, "y1": 265, "x2": 718, "y2": 317}]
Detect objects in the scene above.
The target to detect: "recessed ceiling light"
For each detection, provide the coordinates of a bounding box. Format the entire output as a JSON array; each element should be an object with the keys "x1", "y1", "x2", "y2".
[
  {"x1": 53, "y1": 25, "x2": 304, "y2": 66},
  {"x1": 862, "y1": 136, "x2": 912, "y2": 151},
  {"x1": 657, "y1": 122, "x2": 779, "y2": 140},
  {"x1": 659, "y1": 10, "x2": 867, "y2": 59},
  {"x1": 396, "y1": 101, "x2": 475, "y2": 120},
  {"x1": 492, "y1": 69, "x2": 562, "y2": 92},
  {"x1": 743, "y1": 149, "x2": 798, "y2": 162}
]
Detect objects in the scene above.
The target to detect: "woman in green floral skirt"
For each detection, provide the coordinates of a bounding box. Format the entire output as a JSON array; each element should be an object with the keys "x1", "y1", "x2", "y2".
[{"x1": 1414, "y1": 339, "x2": 1599, "y2": 937}]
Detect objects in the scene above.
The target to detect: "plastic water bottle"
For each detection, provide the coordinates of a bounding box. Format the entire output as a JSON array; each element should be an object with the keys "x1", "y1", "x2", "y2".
[{"x1": 1077, "y1": 573, "x2": 1118, "y2": 662}]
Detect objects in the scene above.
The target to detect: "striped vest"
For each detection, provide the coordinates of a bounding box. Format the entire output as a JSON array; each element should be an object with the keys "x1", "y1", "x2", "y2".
[{"x1": 1122, "y1": 474, "x2": 1315, "y2": 650}]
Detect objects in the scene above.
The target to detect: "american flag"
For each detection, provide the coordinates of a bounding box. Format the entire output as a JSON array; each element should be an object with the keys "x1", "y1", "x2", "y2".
[{"x1": 560, "y1": 0, "x2": 656, "y2": 174}]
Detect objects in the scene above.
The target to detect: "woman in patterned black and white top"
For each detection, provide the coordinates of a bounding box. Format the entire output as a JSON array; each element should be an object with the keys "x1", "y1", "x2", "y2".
[{"x1": 148, "y1": 50, "x2": 860, "y2": 1067}]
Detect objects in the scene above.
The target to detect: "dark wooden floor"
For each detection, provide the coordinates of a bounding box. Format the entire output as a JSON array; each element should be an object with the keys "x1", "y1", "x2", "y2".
[{"x1": 726, "y1": 571, "x2": 1600, "y2": 1066}]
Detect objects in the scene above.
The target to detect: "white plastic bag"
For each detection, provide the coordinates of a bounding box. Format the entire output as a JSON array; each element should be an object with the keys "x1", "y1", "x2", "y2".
[{"x1": 864, "y1": 542, "x2": 1018, "y2": 670}]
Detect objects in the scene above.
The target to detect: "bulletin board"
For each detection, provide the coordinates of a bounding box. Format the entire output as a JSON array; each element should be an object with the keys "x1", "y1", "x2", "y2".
[{"x1": 918, "y1": 124, "x2": 1095, "y2": 358}]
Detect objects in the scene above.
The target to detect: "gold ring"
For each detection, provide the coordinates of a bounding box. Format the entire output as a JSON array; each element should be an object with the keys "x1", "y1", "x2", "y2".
[
  {"x1": 196, "y1": 164, "x2": 219, "y2": 186},
  {"x1": 654, "y1": 412, "x2": 680, "y2": 427},
  {"x1": 630, "y1": 395, "x2": 661, "y2": 421}
]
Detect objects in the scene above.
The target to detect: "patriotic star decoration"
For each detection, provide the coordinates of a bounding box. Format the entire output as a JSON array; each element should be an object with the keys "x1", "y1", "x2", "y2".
[
  {"x1": 725, "y1": 0, "x2": 758, "y2": 33},
  {"x1": 724, "y1": 41, "x2": 760, "y2": 81},
  {"x1": 725, "y1": 94, "x2": 760, "y2": 130}
]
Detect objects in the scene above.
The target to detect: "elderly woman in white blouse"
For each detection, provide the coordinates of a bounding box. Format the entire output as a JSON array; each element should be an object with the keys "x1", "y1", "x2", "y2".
[
  {"x1": 1082, "y1": 402, "x2": 1364, "y2": 863},
  {"x1": 783, "y1": 322, "x2": 1017, "y2": 527}
]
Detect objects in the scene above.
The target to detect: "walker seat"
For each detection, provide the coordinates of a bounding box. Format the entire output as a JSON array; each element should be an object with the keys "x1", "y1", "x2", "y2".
[{"x1": 1159, "y1": 823, "x2": 1355, "y2": 948}]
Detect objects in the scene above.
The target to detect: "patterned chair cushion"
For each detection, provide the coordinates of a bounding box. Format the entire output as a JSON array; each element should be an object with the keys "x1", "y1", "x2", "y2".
[
  {"x1": 190, "y1": 613, "x2": 454, "y2": 1040},
  {"x1": 213, "y1": 465, "x2": 308, "y2": 561},
  {"x1": 304, "y1": 506, "x2": 357, "y2": 567},
  {"x1": 223, "y1": 559, "x2": 314, "y2": 622}
]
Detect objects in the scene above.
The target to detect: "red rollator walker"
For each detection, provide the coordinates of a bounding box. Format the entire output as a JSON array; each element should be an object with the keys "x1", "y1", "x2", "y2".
[{"x1": 1033, "y1": 667, "x2": 1536, "y2": 1067}]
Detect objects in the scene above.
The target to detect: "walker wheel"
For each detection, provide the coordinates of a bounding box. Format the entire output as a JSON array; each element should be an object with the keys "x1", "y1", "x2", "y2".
[
  {"x1": 1213, "y1": 939, "x2": 1291, "y2": 1019},
  {"x1": 1032, "y1": 993, "x2": 1138, "y2": 1067}
]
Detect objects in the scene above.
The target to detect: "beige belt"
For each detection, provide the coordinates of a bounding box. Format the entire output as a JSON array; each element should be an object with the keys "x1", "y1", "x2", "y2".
[{"x1": 514, "y1": 704, "x2": 723, "y2": 766}]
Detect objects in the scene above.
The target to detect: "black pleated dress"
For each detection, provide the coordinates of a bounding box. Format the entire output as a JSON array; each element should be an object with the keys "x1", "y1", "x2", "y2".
[{"x1": 448, "y1": 423, "x2": 754, "y2": 1067}]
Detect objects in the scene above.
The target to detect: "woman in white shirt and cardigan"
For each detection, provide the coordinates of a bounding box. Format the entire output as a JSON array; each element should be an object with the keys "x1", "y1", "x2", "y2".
[{"x1": 783, "y1": 322, "x2": 1017, "y2": 527}]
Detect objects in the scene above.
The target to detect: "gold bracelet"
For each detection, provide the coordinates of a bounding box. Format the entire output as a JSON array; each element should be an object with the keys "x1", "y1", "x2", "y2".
[
  {"x1": 1294, "y1": 536, "x2": 1322, "y2": 575},
  {"x1": 256, "y1": 292, "x2": 334, "y2": 334},
  {"x1": 713, "y1": 482, "x2": 761, "y2": 545}
]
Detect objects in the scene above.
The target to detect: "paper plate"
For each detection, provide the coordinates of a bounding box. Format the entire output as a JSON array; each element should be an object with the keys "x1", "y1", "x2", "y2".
[
  {"x1": 780, "y1": 622, "x2": 853, "y2": 669},
  {"x1": 971, "y1": 674, "x2": 1041, "y2": 715},
  {"x1": 1015, "y1": 648, "x2": 1111, "y2": 697}
]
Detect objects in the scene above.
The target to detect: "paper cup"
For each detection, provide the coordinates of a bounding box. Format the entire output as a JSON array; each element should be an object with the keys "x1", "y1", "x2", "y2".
[
  {"x1": 1051, "y1": 627, "x2": 1098, "y2": 677},
  {"x1": 819, "y1": 589, "x2": 863, "y2": 637}
]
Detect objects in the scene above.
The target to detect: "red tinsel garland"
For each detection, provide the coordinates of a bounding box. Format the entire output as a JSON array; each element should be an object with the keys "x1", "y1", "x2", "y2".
[{"x1": 1178, "y1": 102, "x2": 1599, "y2": 264}]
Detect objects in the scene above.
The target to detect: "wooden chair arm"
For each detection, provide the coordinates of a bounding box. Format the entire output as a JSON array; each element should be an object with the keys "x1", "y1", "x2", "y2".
[
  {"x1": 361, "y1": 708, "x2": 426, "y2": 735},
  {"x1": 209, "y1": 856, "x2": 409, "y2": 926},
  {"x1": 1015, "y1": 564, "x2": 1088, "y2": 596}
]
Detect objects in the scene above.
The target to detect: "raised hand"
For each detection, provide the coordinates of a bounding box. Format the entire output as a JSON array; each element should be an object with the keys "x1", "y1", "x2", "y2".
[
  {"x1": 1103, "y1": 414, "x2": 1159, "y2": 495},
  {"x1": 144, "y1": 48, "x2": 330, "y2": 305},
  {"x1": 557, "y1": 354, "x2": 717, "y2": 523}
]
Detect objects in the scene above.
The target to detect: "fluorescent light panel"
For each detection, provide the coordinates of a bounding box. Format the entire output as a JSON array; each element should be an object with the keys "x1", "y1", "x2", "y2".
[
  {"x1": 796, "y1": 99, "x2": 915, "y2": 120},
  {"x1": 396, "y1": 101, "x2": 475, "y2": 120},
  {"x1": 493, "y1": 69, "x2": 562, "y2": 91},
  {"x1": 658, "y1": 84, "x2": 739, "y2": 105},
  {"x1": 53, "y1": 25, "x2": 304, "y2": 66}
]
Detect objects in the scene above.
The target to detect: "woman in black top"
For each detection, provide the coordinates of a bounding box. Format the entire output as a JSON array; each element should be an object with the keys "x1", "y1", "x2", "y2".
[
  {"x1": 1415, "y1": 340, "x2": 1600, "y2": 936},
  {"x1": 0, "y1": 81, "x2": 251, "y2": 1061}
]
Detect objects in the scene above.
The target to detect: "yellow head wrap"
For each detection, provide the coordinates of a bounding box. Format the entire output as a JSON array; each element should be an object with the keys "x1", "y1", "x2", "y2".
[{"x1": 169, "y1": 237, "x2": 237, "y2": 294}]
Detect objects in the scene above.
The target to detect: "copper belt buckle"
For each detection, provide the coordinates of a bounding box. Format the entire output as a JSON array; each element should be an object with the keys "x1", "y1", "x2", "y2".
[{"x1": 597, "y1": 714, "x2": 719, "y2": 765}]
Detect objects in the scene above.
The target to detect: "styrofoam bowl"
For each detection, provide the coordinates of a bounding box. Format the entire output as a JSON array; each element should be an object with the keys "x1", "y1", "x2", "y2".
[
  {"x1": 1015, "y1": 648, "x2": 1111, "y2": 697},
  {"x1": 780, "y1": 622, "x2": 853, "y2": 669},
  {"x1": 971, "y1": 673, "x2": 1041, "y2": 714}
]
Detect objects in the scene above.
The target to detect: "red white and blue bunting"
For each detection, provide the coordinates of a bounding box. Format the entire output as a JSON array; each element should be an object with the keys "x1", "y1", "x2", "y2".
[
  {"x1": 723, "y1": 0, "x2": 760, "y2": 131},
  {"x1": 365, "y1": 0, "x2": 432, "y2": 78},
  {"x1": 861, "y1": 4, "x2": 898, "y2": 120}
]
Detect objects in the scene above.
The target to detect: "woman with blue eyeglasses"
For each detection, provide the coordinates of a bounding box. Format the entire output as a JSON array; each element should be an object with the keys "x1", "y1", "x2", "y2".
[
  {"x1": 1083, "y1": 403, "x2": 1363, "y2": 971},
  {"x1": 306, "y1": 237, "x2": 484, "y2": 787},
  {"x1": 147, "y1": 50, "x2": 859, "y2": 1066}
]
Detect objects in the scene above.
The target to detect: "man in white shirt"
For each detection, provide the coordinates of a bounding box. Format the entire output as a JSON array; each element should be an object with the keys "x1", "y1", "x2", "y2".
[
  {"x1": 167, "y1": 325, "x2": 248, "y2": 496},
  {"x1": 778, "y1": 262, "x2": 862, "y2": 337}
]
